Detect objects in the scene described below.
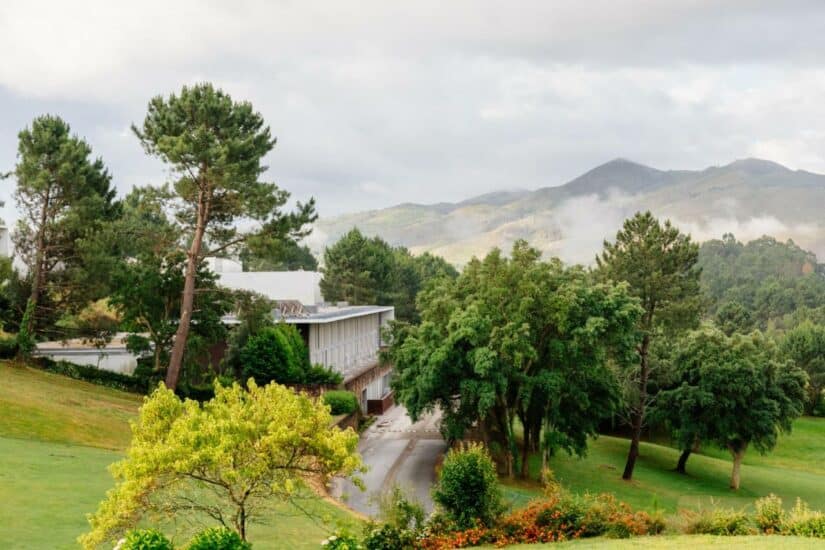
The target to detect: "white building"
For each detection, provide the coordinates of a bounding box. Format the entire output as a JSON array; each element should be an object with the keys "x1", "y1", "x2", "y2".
[
  {"x1": 281, "y1": 303, "x2": 395, "y2": 412},
  {"x1": 213, "y1": 262, "x2": 397, "y2": 413}
]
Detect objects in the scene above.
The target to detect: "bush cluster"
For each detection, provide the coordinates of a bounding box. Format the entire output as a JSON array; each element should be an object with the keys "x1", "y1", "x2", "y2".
[
  {"x1": 755, "y1": 495, "x2": 825, "y2": 538},
  {"x1": 119, "y1": 527, "x2": 252, "y2": 550},
  {"x1": 680, "y1": 507, "x2": 755, "y2": 536},
  {"x1": 0, "y1": 334, "x2": 18, "y2": 358},
  {"x1": 323, "y1": 390, "x2": 360, "y2": 415},
  {"x1": 240, "y1": 324, "x2": 343, "y2": 386},
  {"x1": 418, "y1": 490, "x2": 664, "y2": 549},
  {"x1": 37, "y1": 358, "x2": 147, "y2": 393},
  {"x1": 187, "y1": 526, "x2": 251, "y2": 549}
]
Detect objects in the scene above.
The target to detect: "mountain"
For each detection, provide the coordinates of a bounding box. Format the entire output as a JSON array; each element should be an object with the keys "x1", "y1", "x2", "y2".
[{"x1": 311, "y1": 158, "x2": 825, "y2": 265}]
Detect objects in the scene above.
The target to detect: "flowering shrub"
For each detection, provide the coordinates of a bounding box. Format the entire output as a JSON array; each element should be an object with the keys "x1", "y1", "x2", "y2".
[
  {"x1": 187, "y1": 526, "x2": 251, "y2": 549},
  {"x1": 418, "y1": 490, "x2": 661, "y2": 548},
  {"x1": 120, "y1": 529, "x2": 174, "y2": 550}
]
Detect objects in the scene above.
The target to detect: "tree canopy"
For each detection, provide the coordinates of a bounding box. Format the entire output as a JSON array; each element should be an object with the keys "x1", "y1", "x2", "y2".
[
  {"x1": 321, "y1": 227, "x2": 457, "y2": 322},
  {"x1": 780, "y1": 321, "x2": 825, "y2": 414},
  {"x1": 657, "y1": 326, "x2": 807, "y2": 489},
  {"x1": 80, "y1": 381, "x2": 363, "y2": 547},
  {"x1": 389, "y1": 240, "x2": 641, "y2": 478},
  {"x1": 11, "y1": 114, "x2": 119, "y2": 341},
  {"x1": 133, "y1": 83, "x2": 316, "y2": 389}
]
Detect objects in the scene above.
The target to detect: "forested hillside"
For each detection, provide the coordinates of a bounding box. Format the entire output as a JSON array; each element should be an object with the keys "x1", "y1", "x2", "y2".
[{"x1": 699, "y1": 234, "x2": 825, "y2": 332}]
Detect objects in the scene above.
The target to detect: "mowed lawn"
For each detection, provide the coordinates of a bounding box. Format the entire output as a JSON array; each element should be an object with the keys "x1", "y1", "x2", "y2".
[
  {"x1": 502, "y1": 417, "x2": 825, "y2": 515},
  {"x1": 0, "y1": 362, "x2": 360, "y2": 550}
]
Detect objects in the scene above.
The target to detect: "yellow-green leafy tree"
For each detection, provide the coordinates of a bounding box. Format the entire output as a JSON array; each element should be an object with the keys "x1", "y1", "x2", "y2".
[{"x1": 79, "y1": 382, "x2": 363, "y2": 548}]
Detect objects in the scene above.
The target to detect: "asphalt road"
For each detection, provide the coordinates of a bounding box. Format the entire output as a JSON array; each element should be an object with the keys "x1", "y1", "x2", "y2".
[{"x1": 336, "y1": 405, "x2": 446, "y2": 517}]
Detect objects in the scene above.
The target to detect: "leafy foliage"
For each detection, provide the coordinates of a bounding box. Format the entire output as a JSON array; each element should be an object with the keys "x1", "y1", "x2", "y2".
[
  {"x1": 239, "y1": 324, "x2": 334, "y2": 385},
  {"x1": 679, "y1": 507, "x2": 755, "y2": 536},
  {"x1": 240, "y1": 238, "x2": 318, "y2": 272},
  {"x1": 699, "y1": 234, "x2": 825, "y2": 328},
  {"x1": 657, "y1": 326, "x2": 808, "y2": 489},
  {"x1": 596, "y1": 211, "x2": 701, "y2": 481},
  {"x1": 432, "y1": 444, "x2": 504, "y2": 529},
  {"x1": 80, "y1": 382, "x2": 363, "y2": 547},
  {"x1": 390, "y1": 240, "x2": 640, "y2": 477},
  {"x1": 187, "y1": 526, "x2": 252, "y2": 550},
  {"x1": 780, "y1": 321, "x2": 825, "y2": 414},
  {"x1": 320, "y1": 228, "x2": 457, "y2": 322},
  {"x1": 323, "y1": 391, "x2": 359, "y2": 415},
  {"x1": 120, "y1": 528, "x2": 174, "y2": 550}
]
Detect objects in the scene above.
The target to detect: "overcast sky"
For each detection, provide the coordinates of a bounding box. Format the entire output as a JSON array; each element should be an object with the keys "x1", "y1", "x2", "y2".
[{"x1": 2, "y1": 1, "x2": 825, "y2": 223}]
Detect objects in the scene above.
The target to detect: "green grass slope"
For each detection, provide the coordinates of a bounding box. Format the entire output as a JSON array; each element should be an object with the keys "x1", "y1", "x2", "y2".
[
  {"x1": 503, "y1": 420, "x2": 825, "y2": 515},
  {"x1": 0, "y1": 362, "x2": 360, "y2": 550},
  {"x1": 497, "y1": 535, "x2": 822, "y2": 549}
]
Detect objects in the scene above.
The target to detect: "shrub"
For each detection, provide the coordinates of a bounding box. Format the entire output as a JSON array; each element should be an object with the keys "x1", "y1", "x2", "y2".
[
  {"x1": 755, "y1": 494, "x2": 785, "y2": 534},
  {"x1": 320, "y1": 532, "x2": 362, "y2": 549},
  {"x1": 120, "y1": 529, "x2": 174, "y2": 550},
  {"x1": 0, "y1": 335, "x2": 18, "y2": 358},
  {"x1": 187, "y1": 526, "x2": 251, "y2": 549},
  {"x1": 785, "y1": 498, "x2": 825, "y2": 538},
  {"x1": 432, "y1": 443, "x2": 505, "y2": 529},
  {"x1": 324, "y1": 390, "x2": 360, "y2": 415},
  {"x1": 362, "y1": 523, "x2": 417, "y2": 550},
  {"x1": 376, "y1": 484, "x2": 425, "y2": 531},
  {"x1": 37, "y1": 358, "x2": 147, "y2": 393},
  {"x1": 680, "y1": 507, "x2": 755, "y2": 536},
  {"x1": 306, "y1": 364, "x2": 344, "y2": 385},
  {"x1": 241, "y1": 324, "x2": 305, "y2": 384}
]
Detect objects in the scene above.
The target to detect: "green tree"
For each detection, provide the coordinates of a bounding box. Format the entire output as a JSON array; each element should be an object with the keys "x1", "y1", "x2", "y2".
[
  {"x1": 133, "y1": 83, "x2": 316, "y2": 389},
  {"x1": 110, "y1": 252, "x2": 228, "y2": 377},
  {"x1": 240, "y1": 324, "x2": 310, "y2": 385},
  {"x1": 781, "y1": 321, "x2": 825, "y2": 414},
  {"x1": 80, "y1": 381, "x2": 363, "y2": 547},
  {"x1": 321, "y1": 228, "x2": 457, "y2": 322},
  {"x1": 658, "y1": 327, "x2": 807, "y2": 489},
  {"x1": 239, "y1": 237, "x2": 318, "y2": 271},
  {"x1": 715, "y1": 301, "x2": 755, "y2": 336},
  {"x1": 11, "y1": 115, "x2": 118, "y2": 339},
  {"x1": 596, "y1": 212, "x2": 701, "y2": 481},
  {"x1": 321, "y1": 228, "x2": 398, "y2": 306},
  {"x1": 390, "y1": 241, "x2": 640, "y2": 477}
]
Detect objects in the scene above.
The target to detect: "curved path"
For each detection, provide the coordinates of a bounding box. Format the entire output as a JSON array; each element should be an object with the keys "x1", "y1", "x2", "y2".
[{"x1": 336, "y1": 406, "x2": 446, "y2": 516}]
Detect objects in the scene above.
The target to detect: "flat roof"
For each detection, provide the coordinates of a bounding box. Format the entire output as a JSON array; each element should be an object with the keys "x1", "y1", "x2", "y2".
[{"x1": 280, "y1": 305, "x2": 394, "y2": 324}]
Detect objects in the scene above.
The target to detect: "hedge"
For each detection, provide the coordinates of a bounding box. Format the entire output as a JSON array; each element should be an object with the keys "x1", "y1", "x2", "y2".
[{"x1": 323, "y1": 390, "x2": 360, "y2": 415}]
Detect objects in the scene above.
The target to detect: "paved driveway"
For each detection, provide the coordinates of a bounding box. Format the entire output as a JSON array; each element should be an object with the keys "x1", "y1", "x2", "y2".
[{"x1": 336, "y1": 406, "x2": 446, "y2": 517}]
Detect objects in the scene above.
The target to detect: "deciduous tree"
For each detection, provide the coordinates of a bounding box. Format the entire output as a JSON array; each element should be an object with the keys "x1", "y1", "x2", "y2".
[
  {"x1": 80, "y1": 381, "x2": 363, "y2": 547},
  {"x1": 657, "y1": 327, "x2": 807, "y2": 489},
  {"x1": 781, "y1": 321, "x2": 825, "y2": 414},
  {"x1": 390, "y1": 241, "x2": 641, "y2": 478}
]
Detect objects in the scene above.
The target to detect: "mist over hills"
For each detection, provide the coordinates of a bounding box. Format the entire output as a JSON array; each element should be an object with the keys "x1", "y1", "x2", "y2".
[{"x1": 311, "y1": 158, "x2": 825, "y2": 265}]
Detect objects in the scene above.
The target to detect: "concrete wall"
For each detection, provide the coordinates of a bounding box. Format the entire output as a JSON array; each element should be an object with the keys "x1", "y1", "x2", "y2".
[
  {"x1": 218, "y1": 271, "x2": 323, "y2": 305},
  {"x1": 33, "y1": 349, "x2": 139, "y2": 375},
  {"x1": 308, "y1": 313, "x2": 382, "y2": 377}
]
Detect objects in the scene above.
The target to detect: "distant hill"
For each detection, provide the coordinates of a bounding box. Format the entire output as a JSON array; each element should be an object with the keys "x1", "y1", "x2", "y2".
[{"x1": 311, "y1": 158, "x2": 825, "y2": 265}]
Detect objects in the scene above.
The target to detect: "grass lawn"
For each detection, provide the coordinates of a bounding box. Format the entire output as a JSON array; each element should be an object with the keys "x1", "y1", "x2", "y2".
[
  {"x1": 501, "y1": 418, "x2": 825, "y2": 515},
  {"x1": 0, "y1": 361, "x2": 361, "y2": 549}
]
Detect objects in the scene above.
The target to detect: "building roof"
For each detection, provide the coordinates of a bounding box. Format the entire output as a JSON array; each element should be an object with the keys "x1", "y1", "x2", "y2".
[{"x1": 279, "y1": 304, "x2": 394, "y2": 324}]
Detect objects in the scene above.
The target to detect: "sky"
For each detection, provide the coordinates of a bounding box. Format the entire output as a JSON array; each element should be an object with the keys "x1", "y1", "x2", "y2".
[{"x1": 2, "y1": 1, "x2": 825, "y2": 224}]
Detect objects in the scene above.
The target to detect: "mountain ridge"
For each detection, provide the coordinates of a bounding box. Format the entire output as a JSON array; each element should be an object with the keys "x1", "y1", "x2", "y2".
[{"x1": 312, "y1": 158, "x2": 825, "y2": 265}]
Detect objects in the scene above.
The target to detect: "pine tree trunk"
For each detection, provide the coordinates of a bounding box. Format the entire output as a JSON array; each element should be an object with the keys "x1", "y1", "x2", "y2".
[
  {"x1": 623, "y1": 334, "x2": 650, "y2": 481},
  {"x1": 166, "y1": 190, "x2": 209, "y2": 389},
  {"x1": 26, "y1": 189, "x2": 51, "y2": 337}
]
